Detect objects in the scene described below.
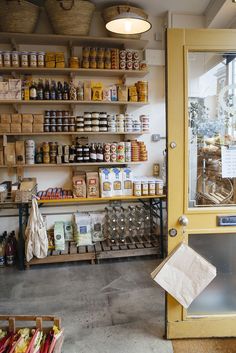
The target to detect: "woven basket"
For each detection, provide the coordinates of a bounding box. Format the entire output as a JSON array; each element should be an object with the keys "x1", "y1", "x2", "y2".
[
  {"x1": 45, "y1": 0, "x2": 95, "y2": 36},
  {"x1": 0, "y1": 0, "x2": 40, "y2": 33},
  {"x1": 102, "y1": 5, "x2": 148, "y2": 39}
]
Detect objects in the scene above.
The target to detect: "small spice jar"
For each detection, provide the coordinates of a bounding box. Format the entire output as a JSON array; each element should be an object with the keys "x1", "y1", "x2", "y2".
[
  {"x1": 141, "y1": 181, "x2": 149, "y2": 196},
  {"x1": 12, "y1": 51, "x2": 20, "y2": 68},
  {"x1": 38, "y1": 52, "x2": 45, "y2": 67},
  {"x1": 148, "y1": 180, "x2": 156, "y2": 196},
  {"x1": 29, "y1": 52, "x2": 37, "y2": 67},
  {"x1": 21, "y1": 52, "x2": 29, "y2": 67},
  {"x1": 133, "y1": 181, "x2": 141, "y2": 197}
]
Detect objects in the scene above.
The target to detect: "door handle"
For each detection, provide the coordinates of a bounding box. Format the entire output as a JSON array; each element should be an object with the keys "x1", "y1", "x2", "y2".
[{"x1": 178, "y1": 215, "x2": 189, "y2": 226}]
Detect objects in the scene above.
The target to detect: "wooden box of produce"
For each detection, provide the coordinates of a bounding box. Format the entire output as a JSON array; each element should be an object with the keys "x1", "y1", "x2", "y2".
[{"x1": 0, "y1": 315, "x2": 63, "y2": 353}]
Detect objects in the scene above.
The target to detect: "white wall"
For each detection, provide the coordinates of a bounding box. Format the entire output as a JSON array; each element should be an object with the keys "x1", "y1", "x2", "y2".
[{"x1": 0, "y1": 12, "x2": 166, "y2": 233}]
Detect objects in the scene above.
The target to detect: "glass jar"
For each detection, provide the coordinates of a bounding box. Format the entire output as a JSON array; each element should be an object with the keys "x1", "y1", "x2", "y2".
[
  {"x1": 29, "y1": 52, "x2": 37, "y2": 67},
  {"x1": 148, "y1": 180, "x2": 156, "y2": 196},
  {"x1": 69, "y1": 57, "x2": 79, "y2": 68},
  {"x1": 12, "y1": 51, "x2": 19, "y2": 68},
  {"x1": 3, "y1": 51, "x2": 11, "y2": 67},
  {"x1": 21, "y1": 52, "x2": 29, "y2": 67},
  {"x1": 38, "y1": 52, "x2": 45, "y2": 67},
  {"x1": 133, "y1": 181, "x2": 141, "y2": 197},
  {"x1": 141, "y1": 181, "x2": 149, "y2": 196}
]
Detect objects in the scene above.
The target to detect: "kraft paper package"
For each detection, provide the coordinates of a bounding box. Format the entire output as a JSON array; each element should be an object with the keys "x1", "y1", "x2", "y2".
[{"x1": 151, "y1": 243, "x2": 217, "y2": 308}]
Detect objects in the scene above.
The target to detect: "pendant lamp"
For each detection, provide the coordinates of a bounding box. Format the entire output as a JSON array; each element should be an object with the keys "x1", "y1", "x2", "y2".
[{"x1": 103, "y1": 5, "x2": 151, "y2": 36}]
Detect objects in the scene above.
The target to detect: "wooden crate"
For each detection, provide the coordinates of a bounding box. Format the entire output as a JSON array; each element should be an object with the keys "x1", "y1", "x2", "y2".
[
  {"x1": 0, "y1": 315, "x2": 61, "y2": 332},
  {"x1": 26, "y1": 241, "x2": 96, "y2": 268}
]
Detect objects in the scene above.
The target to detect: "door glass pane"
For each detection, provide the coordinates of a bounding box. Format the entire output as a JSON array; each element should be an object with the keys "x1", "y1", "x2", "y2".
[
  {"x1": 188, "y1": 233, "x2": 236, "y2": 316},
  {"x1": 188, "y1": 52, "x2": 236, "y2": 208}
]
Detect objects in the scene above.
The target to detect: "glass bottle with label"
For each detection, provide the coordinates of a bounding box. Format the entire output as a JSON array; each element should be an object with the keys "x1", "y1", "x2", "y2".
[
  {"x1": 29, "y1": 81, "x2": 37, "y2": 100},
  {"x1": 37, "y1": 79, "x2": 44, "y2": 100},
  {"x1": 57, "y1": 81, "x2": 63, "y2": 100},
  {"x1": 5, "y1": 235, "x2": 14, "y2": 266},
  {"x1": 50, "y1": 81, "x2": 56, "y2": 100},
  {"x1": 44, "y1": 80, "x2": 50, "y2": 100},
  {"x1": 63, "y1": 82, "x2": 69, "y2": 100},
  {"x1": 0, "y1": 235, "x2": 5, "y2": 267},
  {"x1": 90, "y1": 143, "x2": 97, "y2": 162},
  {"x1": 96, "y1": 143, "x2": 104, "y2": 162}
]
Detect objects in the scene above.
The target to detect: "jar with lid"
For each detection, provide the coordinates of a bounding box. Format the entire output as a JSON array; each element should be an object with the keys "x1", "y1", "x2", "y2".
[
  {"x1": 97, "y1": 48, "x2": 105, "y2": 59},
  {"x1": 21, "y1": 52, "x2": 29, "y2": 67},
  {"x1": 104, "y1": 48, "x2": 111, "y2": 59},
  {"x1": 82, "y1": 59, "x2": 89, "y2": 69},
  {"x1": 29, "y1": 52, "x2": 37, "y2": 67},
  {"x1": 148, "y1": 180, "x2": 156, "y2": 196},
  {"x1": 82, "y1": 47, "x2": 90, "y2": 58},
  {"x1": 104, "y1": 60, "x2": 111, "y2": 69},
  {"x1": 89, "y1": 47, "x2": 97, "y2": 59},
  {"x1": 35, "y1": 147, "x2": 43, "y2": 164},
  {"x1": 43, "y1": 152, "x2": 50, "y2": 164},
  {"x1": 42, "y1": 142, "x2": 50, "y2": 153},
  {"x1": 12, "y1": 51, "x2": 19, "y2": 68},
  {"x1": 141, "y1": 181, "x2": 149, "y2": 196},
  {"x1": 69, "y1": 57, "x2": 79, "y2": 68},
  {"x1": 89, "y1": 59, "x2": 97, "y2": 69},
  {"x1": 96, "y1": 144, "x2": 104, "y2": 162},
  {"x1": 38, "y1": 52, "x2": 45, "y2": 67},
  {"x1": 3, "y1": 52, "x2": 11, "y2": 67},
  {"x1": 133, "y1": 181, "x2": 141, "y2": 197},
  {"x1": 97, "y1": 60, "x2": 104, "y2": 69}
]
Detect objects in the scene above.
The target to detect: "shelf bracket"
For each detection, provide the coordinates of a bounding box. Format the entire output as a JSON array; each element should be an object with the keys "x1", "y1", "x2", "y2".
[{"x1": 10, "y1": 38, "x2": 18, "y2": 51}]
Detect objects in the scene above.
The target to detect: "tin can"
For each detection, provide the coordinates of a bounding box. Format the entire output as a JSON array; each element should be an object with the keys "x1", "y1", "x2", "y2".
[
  {"x1": 133, "y1": 61, "x2": 140, "y2": 70},
  {"x1": 110, "y1": 153, "x2": 117, "y2": 162},
  {"x1": 21, "y1": 52, "x2": 29, "y2": 67},
  {"x1": 104, "y1": 153, "x2": 111, "y2": 162},
  {"x1": 120, "y1": 60, "x2": 126, "y2": 70},
  {"x1": 104, "y1": 143, "x2": 111, "y2": 153},
  {"x1": 126, "y1": 60, "x2": 133, "y2": 70},
  {"x1": 126, "y1": 50, "x2": 133, "y2": 60},
  {"x1": 12, "y1": 51, "x2": 19, "y2": 67},
  {"x1": 110, "y1": 143, "x2": 117, "y2": 153}
]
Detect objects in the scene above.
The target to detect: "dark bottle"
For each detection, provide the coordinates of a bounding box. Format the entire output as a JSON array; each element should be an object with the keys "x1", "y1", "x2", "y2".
[
  {"x1": 83, "y1": 143, "x2": 90, "y2": 163},
  {"x1": 50, "y1": 81, "x2": 57, "y2": 100},
  {"x1": 57, "y1": 81, "x2": 63, "y2": 100},
  {"x1": 44, "y1": 80, "x2": 51, "y2": 100},
  {"x1": 5, "y1": 235, "x2": 15, "y2": 266},
  {"x1": 29, "y1": 81, "x2": 37, "y2": 100},
  {"x1": 63, "y1": 82, "x2": 69, "y2": 100},
  {"x1": 37, "y1": 79, "x2": 44, "y2": 100},
  {"x1": 90, "y1": 143, "x2": 97, "y2": 162},
  {"x1": 0, "y1": 235, "x2": 5, "y2": 267},
  {"x1": 96, "y1": 143, "x2": 104, "y2": 162},
  {"x1": 76, "y1": 143, "x2": 83, "y2": 163}
]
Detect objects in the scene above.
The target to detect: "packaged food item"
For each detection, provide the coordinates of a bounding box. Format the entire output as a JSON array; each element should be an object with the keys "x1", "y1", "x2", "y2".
[
  {"x1": 133, "y1": 180, "x2": 141, "y2": 197},
  {"x1": 122, "y1": 167, "x2": 133, "y2": 196},
  {"x1": 22, "y1": 114, "x2": 34, "y2": 124},
  {"x1": 56, "y1": 52, "x2": 65, "y2": 68},
  {"x1": 33, "y1": 124, "x2": 44, "y2": 133},
  {"x1": 155, "y1": 180, "x2": 164, "y2": 195},
  {"x1": 84, "y1": 81, "x2": 91, "y2": 101},
  {"x1": 1, "y1": 113, "x2": 11, "y2": 124},
  {"x1": 10, "y1": 123, "x2": 21, "y2": 133},
  {"x1": 86, "y1": 172, "x2": 100, "y2": 198},
  {"x1": 118, "y1": 85, "x2": 128, "y2": 102},
  {"x1": 38, "y1": 51, "x2": 45, "y2": 67},
  {"x1": 77, "y1": 81, "x2": 84, "y2": 101},
  {"x1": 29, "y1": 51, "x2": 37, "y2": 67},
  {"x1": 45, "y1": 52, "x2": 56, "y2": 68},
  {"x1": 11, "y1": 113, "x2": 21, "y2": 124},
  {"x1": 54, "y1": 222, "x2": 65, "y2": 251},
  {"x1": 110, "y1": 85, "x2": 117, "y2": 101},
  {"x1": 15, "y1": 141, "x2": 25, "y2": 165},
  {"x1": 129, "y1": 86, "x2": 138, "y2": 102},
  {"x1": 69, "y1": 56, "x2": 79, "y2": 68},
  {"x1": 64, "y1": 221, "x2": 73, "y2": 241},
  {"x1": 74, "y1": 212, "x2": 92, "y2": 246},
  {"x1": 92, "y1": 82, "x2": 103, "y2": 101},
  {"x1": 99, "y1": 168, "x2": 113, "y2": 197},
  {"x1": 111, "y1": 168, "x2": 123, "y2": 196},
  {"x1": 0, "y1": 123, "x2": 10, "y2": 133},
  {"x1": 72, "y1": 173, "x2": 86, "y2": 198},
  {"x1": 22, "y1": 123, "x2": 33, "y2": 133},
  {"x1": 90, "y1": 211, "x2": 105, "y2": 242},
  {"x1": 12, "y1": 51, "x2": 19, "y2": 67},
  {"x1": 103, "y1": 88, "x2": 111, "y2": 101},
  {"x1": 33, "y1": 114, "x2": 44, "y2": 124},
  {"x1": 149, "y1": 179, "x2": 156, "y2": 195},
  {"x1": 4, "y1": 143, "x2": 16, "y2": 165}
]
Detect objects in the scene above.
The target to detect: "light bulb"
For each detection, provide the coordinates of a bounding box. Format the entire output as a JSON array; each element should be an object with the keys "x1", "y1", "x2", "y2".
[{"x1": 124, "y1": 20, "x2": 132, "y2": 33}]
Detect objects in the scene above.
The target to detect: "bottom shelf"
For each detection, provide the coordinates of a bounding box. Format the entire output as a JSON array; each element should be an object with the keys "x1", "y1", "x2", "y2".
[{"x1": 25, "y1": 235, "x2": 161, "y2": 268}]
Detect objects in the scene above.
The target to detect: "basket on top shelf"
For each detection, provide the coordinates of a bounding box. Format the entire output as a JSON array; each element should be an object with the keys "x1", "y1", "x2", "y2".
[
  {"x1": 45, "y1": 0, "x2": 95, "y2": 35},
  {"x1": 0, "y1": 0, "x2": 40, "y2": 33}
]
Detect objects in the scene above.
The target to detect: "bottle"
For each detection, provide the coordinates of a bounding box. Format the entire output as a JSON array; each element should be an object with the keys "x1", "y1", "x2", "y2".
[
  {"x1": 96, "y1": 143, "x2": 104, "y2": 162},
  {"x1": 83, "y1": 143, "x2": 90, "y2": 163},
  {"x1": 0, "y1": 235, "x2": 5, "y2": 267},
  {"x1": 37, "y1": 79, "x2": 44, "y2": 100},
  {"x1": 63, "y1": 82, "x2": 69, "y2": 100},
  {"x1": 56, "y1": 81, "x2": 63, "y2": 100},
  {"x1": 50, "y1": 80, "x2": 56, "y2": 100},
  {"x1": 90, "y1": 143, "x2": 97, "y2": 162},
  {"x1": 5, "y1": 235, "x2": 14, "y2": 266},
  {"x1": 44, "y1": 80, "x2": 50, "y2": 100},
  {"x1": 29, "y1": 81, "x2": 37, "y2": 100}
]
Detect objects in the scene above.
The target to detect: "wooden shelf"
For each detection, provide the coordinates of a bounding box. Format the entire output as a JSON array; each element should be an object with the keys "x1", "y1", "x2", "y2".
[
  {"x1": 0, "y1": 67, "x2": 149, "y2": 77},
  {"x1": 0, "y1": 32, "x2": 148, "y2": 50},
  {"x1": 37, "y1": 195, "x2": 166, "y2": 204},
  {"x1": 0, "y1": 161, "x2": 144, "y2": 168},
  {"x1": 1, "y1": 131, "x2": 148, "y2": 136},
  {"x1": 0, "y1": 100, "x2": 148, "y2": 106}
]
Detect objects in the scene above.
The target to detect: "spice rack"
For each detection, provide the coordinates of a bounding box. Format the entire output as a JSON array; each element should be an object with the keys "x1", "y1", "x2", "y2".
[{"x1": 0, "y1": 32, "x2": 163, "y2": 270}]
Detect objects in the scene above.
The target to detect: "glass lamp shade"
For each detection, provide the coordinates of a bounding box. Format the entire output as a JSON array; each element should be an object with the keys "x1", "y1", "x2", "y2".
[{"x1": 105, "y1": 13, "x2": 151, "y2": 35}]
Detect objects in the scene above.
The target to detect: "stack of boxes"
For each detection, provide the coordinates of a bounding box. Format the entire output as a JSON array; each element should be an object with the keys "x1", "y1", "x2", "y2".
[{"x1": 0, "y1": 113, "x2": 44, "y2": 133}]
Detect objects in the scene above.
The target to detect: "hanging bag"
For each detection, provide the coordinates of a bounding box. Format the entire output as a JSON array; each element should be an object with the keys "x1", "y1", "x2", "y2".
[{"x1": 25, "y1": 198, "x2": 48, "y2": 262}]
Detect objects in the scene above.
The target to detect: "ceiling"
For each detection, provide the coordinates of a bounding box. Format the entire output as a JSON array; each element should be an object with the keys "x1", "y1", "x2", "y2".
[{"x1": 92, "y1": 0, "x2": 212, "y2": 16}]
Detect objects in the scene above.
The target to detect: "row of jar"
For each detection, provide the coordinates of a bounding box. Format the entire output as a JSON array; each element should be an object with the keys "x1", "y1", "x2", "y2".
[{"x1": 0, "y1": 51, "x2": 46, "y2": 68}]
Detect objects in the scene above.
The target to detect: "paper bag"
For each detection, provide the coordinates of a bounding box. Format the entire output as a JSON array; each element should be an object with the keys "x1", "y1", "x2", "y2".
[{"x1": 151, "y1": 243, "x2": 217, "y2": 308}]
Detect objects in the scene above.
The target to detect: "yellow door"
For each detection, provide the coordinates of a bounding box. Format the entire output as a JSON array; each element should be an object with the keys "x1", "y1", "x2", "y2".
[{"x1": 167, "y1": 28, "x2": 236, "y2": 338}]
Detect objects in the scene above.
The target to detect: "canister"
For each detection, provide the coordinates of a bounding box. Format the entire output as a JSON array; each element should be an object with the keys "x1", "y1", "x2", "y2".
[
  {"x1": 141, "y1": 181, "x2": 149, "y2": 196},
  {"x1": 148, "y1": 180, "x2": 156, "y2": 196},
  {"x1": 38, "y1": 52, "x2": 45, "y2": 67},
  {"x1": 3, "y1": 51, "x2": 11, "y2": 67},
  {"x1": 29, "y1": 52, "x2": 37, "y2": 67},
  {"x1": 133, "y1": 181, "x2": 141, "y2": 197},
  {"x1": 21, "y1": 52, "x2": 29, "y2": 67},
  {"x1": 12, "y1": 51, "x2": 19, "y2": 67}
]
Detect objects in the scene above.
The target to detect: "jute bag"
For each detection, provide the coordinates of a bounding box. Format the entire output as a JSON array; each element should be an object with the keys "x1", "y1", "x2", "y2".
[{"x1": 45, "y1": 0, "x2": 95, "y2": 35}]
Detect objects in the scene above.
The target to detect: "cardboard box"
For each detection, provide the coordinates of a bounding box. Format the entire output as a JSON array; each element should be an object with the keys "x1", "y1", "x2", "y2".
[
  {"x1": 22, "y1": 114, "x2": 34, "y2": 123},
  {"x1": 15, "y1": 141, "x2": 25, "y2": 165},
  {"x1": 33, "y1": 114, "x2": 44, "y2": 124},
  {"x1": 22, "y1": 123, "x2": 33, "y2": 133},
  {"x1": 7, "y1": 91, "x2": 21, "y2": 100},
  {"x1": 0, "y1": 82, "x2": 9, "y2": 93},
  {"x1": 122, "y1": 167, "x2": 133, "y2": 196},
  {"x1": 86, "y1": 172, "x2": 99, "y2": 198},
  {"x1": 11, "y1": 114, "x2": 22, "y2": 124},
  {"x1": 33, "y1": 124, "x2": 44, "y2": 133},
  {"x1": 10, "y1": 123, "x2": 22, "y2": 133},
  {"x1": 0, "y1": 123, "x2": 10, "y2": 133},
  {"x1": 111, "y1": 167, "x2": 123, "y2": 196},
  {"x1": 4, "y1": 143, "x2": 16, "y2": 165},
  {"x1": 99, "y1": 168, "x2": 113, "y2": 197},
  {"x1": 1, "y1": 114, "x2": 11, "y2": 124}
]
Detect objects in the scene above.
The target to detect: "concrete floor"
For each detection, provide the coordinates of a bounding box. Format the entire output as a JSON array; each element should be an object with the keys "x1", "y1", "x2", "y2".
[{"x1": 0, "y1": 258, "x2": 173, "y2": 353}]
